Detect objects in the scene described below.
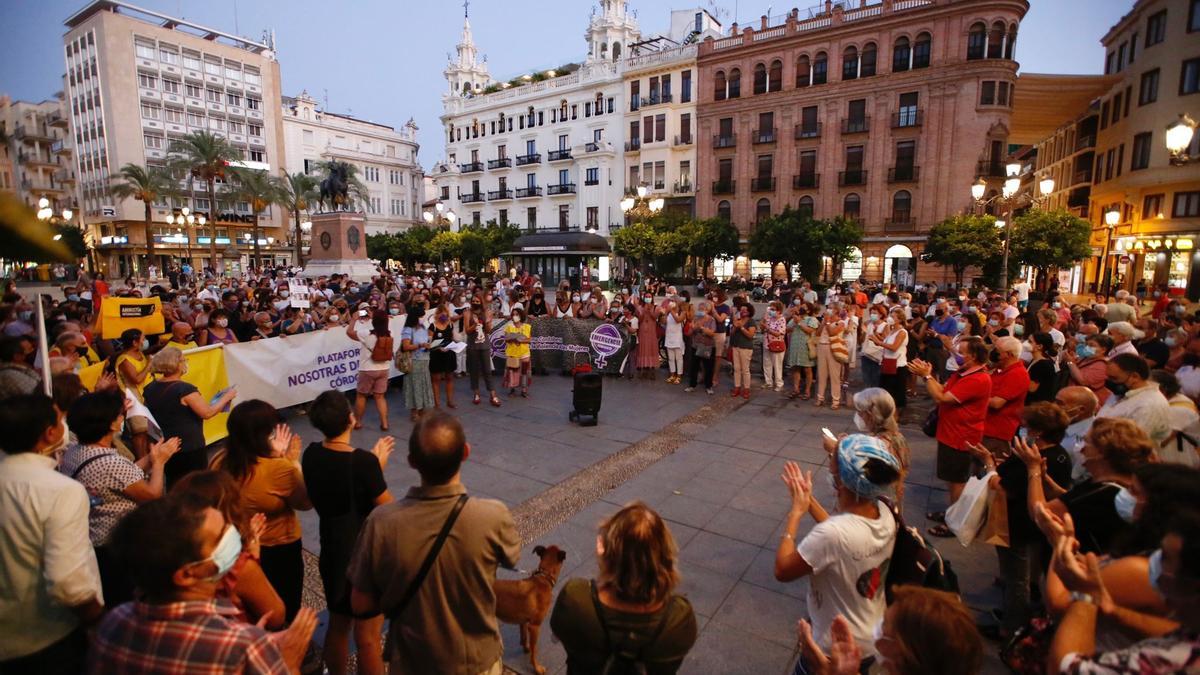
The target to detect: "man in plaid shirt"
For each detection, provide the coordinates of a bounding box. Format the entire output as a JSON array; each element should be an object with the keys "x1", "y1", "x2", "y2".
[{"x1": 89, "y1": 494, "x2": 317, "y2": 674}]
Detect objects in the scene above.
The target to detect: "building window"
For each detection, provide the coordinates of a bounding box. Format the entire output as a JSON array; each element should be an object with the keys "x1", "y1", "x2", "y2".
[
  {"x1": 185, "y1": 84, "x2": 202, "y2": 98},
  {"x1": 1146, "y1": 10, "x2": 1167, "y2": 46},
  {"x1": 527, "y1": 207, "x2": 538, "y2": 229},
  {"x1": 843, "y1": 193, "x2": 861, "y2": 219},
  {"x1": 585, "y1": 167, "x2": 599, "y2": 185},
  {"x1": 897, "y1": 92, "x2": 919, "y2": 127},
  {"x1": 1139, "y1": 69, "x2": 1160, "y2": 105},
  {"x1": 998, "y1": 82, "x2": 1011, "y2": 106},
  {"x1": 135, "y1": 42, "x2": 156, "y2": 59},
  {"x1": 249, "y1": 150, "x2": 264, "y2": 162},
  {"x1": 558, "y1": 205, "x2": 570, "y2": 231},
  {"x1": 1190, "y1": 0, "x2": 1200, "y2": 31},
  {"x1": 1132, "y1": 132, "x2": 1152, "y2": 170},
  {"x1": 753, "y1": 62, "x2": 768, "y2": 94},
  {"x1": 796, "y1": 56, "x2": 811, "y2": 87},
  {"x1": 143, "y1": 134, "x2": 163, "y2": 149},
  {"x1": 1143, "y1": 193, "x2": 1165, "y2": 219},
  {"x1": 1182, "y1": 58, "x2": 1200, "y2": 95},
  {"x1": 798, "y1": 196, "x2": 814, "y2": 219},
  {"x1": 967, "y1": 22, "x2": 987, "y2": 60},
  {"x1": 813, "y1": 53, "x2": 828, "y2": 85},
  {"x1": 861, "y1": 43, "x2": 878, "y2": 77},
  {"x1": 587, "y1": 207, "x2": 598, "y2": 229},
  {"x1": 755, "y1": 198, "x2": 771, "y2": 223},
  {"x1": 769, "y1": 60, "x2": 783, "y2": 91},
  {"x1": 681, "y1": 69, "x2": 692, "y2": 103},
  {"x1": 913, "y1": 33, "x2": 931, "y2": 68},
  {"x1": 728, "y1": 68, "x2": 741, "y2": 98},
  {"x1": 892, "y1": 190, "x2": 912, "y2": 222},
  {"x1": 140, "y1": 104, "x2": 159, "y2": 119},
  {"x1": 498, "y1": 209, "x2": 508, "y2": 225},
  {"x1": 1174, "y1": 191, "x2": 1200, "y2": 217},
  {"x1": 161, "y1": 79, "x2": 179, "y2": 94},
  {"x1": 138, "y1": 73, "x2": 157, "y2": 89},
  {"x1": 893, "y1": 37, "x2": 911, "y2": 72},
  {"x1": 713, "y1": 71, "x2": 726, "y2": 101},
  {"x1": 842, "y1": 47, "x2": 859, "y2": 81},
  {"x1": 717, "y1": 200, "x2": 731, "y2": 223}
]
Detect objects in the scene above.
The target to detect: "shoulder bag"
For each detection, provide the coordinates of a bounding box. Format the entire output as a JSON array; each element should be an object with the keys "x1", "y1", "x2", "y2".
[
  {"x1": 370, "y1": 335, "x2": 394, "y2": 363},
  {"x1": 879, "y1": 497, "x2": 959, "y2": 603},
  {"x1": 589, "y1": 580, "x2": 672, "y2": 675},
  {"x1": 394, "y1": 344, "x2": 413, "y2": 374}
]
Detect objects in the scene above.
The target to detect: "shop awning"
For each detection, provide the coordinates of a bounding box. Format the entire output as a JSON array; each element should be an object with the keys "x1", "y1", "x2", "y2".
[
  {"x1": 504, "y1": 231, "x2": 611, "y2": 256},
  {"x1": 1010, "y1": 73, "x2": 1121, "y2": 145}
]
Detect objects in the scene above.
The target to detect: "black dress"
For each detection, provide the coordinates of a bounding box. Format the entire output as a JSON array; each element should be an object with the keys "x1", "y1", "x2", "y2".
[
  {"x1": 428, "y1": 322, "x2": 457, "y2": 374},
  {"x1": 143, "y1": 379, "x2": 207, "y2": 488},
  {"x1": 301, "y1": 443, "x2": 386, "y2": 615},
  {"x1": 1026, "y1": 358, "x2": 1058, "y2": 403}
]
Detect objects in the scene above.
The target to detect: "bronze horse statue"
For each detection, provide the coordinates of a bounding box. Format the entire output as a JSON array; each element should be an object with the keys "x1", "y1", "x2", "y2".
[{"x1": 318, "y1": 161, "x2": 352, "y2": 212}]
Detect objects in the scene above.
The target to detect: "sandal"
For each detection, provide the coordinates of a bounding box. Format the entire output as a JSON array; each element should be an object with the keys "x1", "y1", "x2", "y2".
[
  {"x1": 814, "y1": 399, "x2": 824, "y2": 407},
  {"x1": 380, "y1": 423, "x2": 389, "y2": 432},
  {"x1": 926, "y1": 510, "x2": 947, "y2": 524},
  {"x1": 927, "y1": 524, "x2": 955, "y2": 538},
  {"x1": 353, "y1": 422, "x2": 364, "y2": 430},
  {"x1": 830, "y1": 403, "x2": 840, "y2": 411},
  {"x1": 473, "y1": 394, "x2": 481, "y2": 405},
  {"x1": 787, "y1": 391, "x2": 800, "y2": 400},
  {"x1": 490, "y1": 395, "x2": 502, "y2": 407},
  {"x1": 800, "y1": 393, "x2": 810, "y2": 401},
  {"x1": 521, "y1": 388, "x2": 529, "y2": 398},
  {"x1": 447, "y1": 401, "x2": 457, "y2": 409}
]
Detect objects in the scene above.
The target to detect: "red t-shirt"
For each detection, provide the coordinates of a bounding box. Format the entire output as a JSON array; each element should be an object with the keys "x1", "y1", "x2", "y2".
[
  {"x1": 984, "y1": 361, "x2": 1031, "y2": 441},
  {"x1": 936, "y1": 366, "x2": 991, "y2": 451}
]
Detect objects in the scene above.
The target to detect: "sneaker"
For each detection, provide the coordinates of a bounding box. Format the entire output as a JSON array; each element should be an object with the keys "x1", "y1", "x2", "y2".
[
  {"x1": 706, "y1": 388, "x2": 714, "y2": 395},
  {"x1": 774, "y1": 385, "x2": 784, "y2": 392},
  {"x1": 684, "y1": 387, "x2": 695, "y2": 392}
]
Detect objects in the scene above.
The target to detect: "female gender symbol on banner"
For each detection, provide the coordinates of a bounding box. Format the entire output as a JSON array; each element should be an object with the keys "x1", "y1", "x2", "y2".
[{"x1": 589, "y1": 323, "x2": 623, "y2": 368}]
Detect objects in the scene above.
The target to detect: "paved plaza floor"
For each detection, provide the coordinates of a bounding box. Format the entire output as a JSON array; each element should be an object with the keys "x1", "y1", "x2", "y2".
[{"x1": 281, "y1": 370, "x2": 1006, "y2": 674}]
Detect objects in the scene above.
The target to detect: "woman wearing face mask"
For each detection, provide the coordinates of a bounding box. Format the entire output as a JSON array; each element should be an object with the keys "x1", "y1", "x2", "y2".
[
  {"x1": 169, "y1": 470, "x2": 285, "y2": 629},
  {"x1": 527, "y1": 288, "x2": 549, "y2": 318},
  {"x1": 400, "y1": 311, "x2": 434, "y2": 421},
  {"x1": 759, "y1": 301, "x2": 787, "y2": 393},
  {"x1": 684, "y1": 301, "x2": 717, "y2": 394},
  {"x1": 1025, "y1": 332, "x2": 1059, "y2": 404},
  {"x1": 860, "y1": 304, "x2": 888, "y2": 389},
  {"x1": 504, "y1": 307, "x2": 533, "y2": 397},
  {"x1": 427, "y1": 304, "x2": 457, "y2": 408},
  {"x1": 554, "y1": 290, "x2": 577, "y2": 319},
  {"x1": 798, "y1": 586, "x2": 983, "y2": 675},
  {"x1": 965, "y1": 403, "x2": 1073, "y2": 639},
  {"x1": 464, "y1": 300, "x2": 501, "y2": 407},
  {"x1": 874, "y1": 308, "x2": 911, "y2": 417},
  {"x1": 729, "y1": 304, "x2": 757, "y2": 399},
  {"x1": 662, "y1": 296, "x2": 686, "y2": 385},
  {"x1": 1065, "y1": 333, "x2": 1113, "y2": 405},
  {"x1": 786, "y1": 302, "x2": 819, "y2": 400},
  {"x1": 636, "y1": 295, "x2": 662, "y2": 379},
  {"x1": 144, "y1": 347, "x2": 238, "y2": 488},
  {"x1": 104, "y1": 328, "x2": 155, "y2": 458},
  {"x1": 850, "y1": 387, "x2": 909, "y2": 505},
  {"x1": 1022, "y1": 417, "x2": 1154, "y2": 555},
  {"x1": 814, "y1": 304, "x2": 847, "y2": 409}
]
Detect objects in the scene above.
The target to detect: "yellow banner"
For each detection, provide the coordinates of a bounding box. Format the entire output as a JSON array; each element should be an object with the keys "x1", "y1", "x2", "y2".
[
  {"x1": 76, "y1": 345, "x2": 230, "y2": 445},
  {"x1": 99, "y1": 296, "x2": 166, "y2": 340},
  {"x1": 181, "y1": 345, "x2": 230, "y2": 446}
]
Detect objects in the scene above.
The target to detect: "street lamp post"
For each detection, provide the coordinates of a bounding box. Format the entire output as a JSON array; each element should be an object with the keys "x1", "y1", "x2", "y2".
[
  {"x1": 1101, "y1": 208, "x2": 1121, "y2": 296},
  {"x1": 1166, "y1": 114, "x2": 1197, "y2": 165},
  {"x1": 618, "y1": 184, "x2": 665, "y2": 277},
  {"x1": 970, "y1": 161, "x2": 1054, "y2": 291},
  {"x1": 423, "y1": 201, "x2": 457, "y2": 229}
]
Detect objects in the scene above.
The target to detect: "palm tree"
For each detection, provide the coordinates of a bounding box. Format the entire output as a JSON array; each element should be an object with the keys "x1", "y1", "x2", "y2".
[
  {"x1": 109, "y1": 163, "x2": 174, "y2": 274},
  {"x1": 169, "y1": 131, "x2": 240, "y2": 273},
  {"x1": 228, "y1": 168, "x2": 284, "y2": 271},
  {"x1": 280, "y1": 171, "x2": 319, "y2": 265}
]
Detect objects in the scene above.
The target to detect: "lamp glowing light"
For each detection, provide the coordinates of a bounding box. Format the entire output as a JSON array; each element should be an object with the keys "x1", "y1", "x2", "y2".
[
  {"x1": 1005, "y1": 161, "x2": 1022, "y2": 177},
  {"x1": 636, "y1": 185, "x2": 648, "y2": 198},
  {"x1": 970, "y1": 178, "x2": 986, "y2": 201},
  {"x1": 1105, "y1": 210, "x2": 1121, "y2": 226},
  {"x1": 1038, "y1": 177, "x2": 1055, "y2": 196},
  {"x1": 1165, "y1": 114, "x2": 1196, "y2": 155}
]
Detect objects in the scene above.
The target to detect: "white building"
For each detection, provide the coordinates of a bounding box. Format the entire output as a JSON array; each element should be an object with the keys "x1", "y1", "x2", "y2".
[
  {"x1": 432, "y1": 1, "x2": 640, "y2": 234},
  {"x1": 281, "y1": 91, "x2": 423, "y2": 235},
  {"x1": 622, "y1": 9, "x2": 723, "y2": 216}
]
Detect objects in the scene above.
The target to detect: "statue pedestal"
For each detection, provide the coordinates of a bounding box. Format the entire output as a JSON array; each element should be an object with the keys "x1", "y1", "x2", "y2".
[{"x1": 301, "y1": 211, "x2": 378, "y2": 280}]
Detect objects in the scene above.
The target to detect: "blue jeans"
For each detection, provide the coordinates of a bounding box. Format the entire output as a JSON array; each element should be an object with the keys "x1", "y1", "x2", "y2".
[{"x1": 860, "y1": 356, "x2": 881, "y2": 388}]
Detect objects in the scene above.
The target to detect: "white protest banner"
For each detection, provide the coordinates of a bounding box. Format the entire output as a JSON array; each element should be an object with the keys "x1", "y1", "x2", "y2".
[
  {"x1": 221, "y1": 319, "x2": 407, "y2": 410},
  {"x1": 288, "y1": 279, "x2": 311, "y2": 308}
]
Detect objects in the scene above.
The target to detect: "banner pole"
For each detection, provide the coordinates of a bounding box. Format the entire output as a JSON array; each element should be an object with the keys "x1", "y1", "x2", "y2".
[{"x1": 35, "y1": 294, "x2": 52, "y2": 396}]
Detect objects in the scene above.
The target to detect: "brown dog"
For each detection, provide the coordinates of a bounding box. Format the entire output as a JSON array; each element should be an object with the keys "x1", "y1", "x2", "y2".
[{"x1": 495, "y1": 545, "x2": 566, "y2": 675}]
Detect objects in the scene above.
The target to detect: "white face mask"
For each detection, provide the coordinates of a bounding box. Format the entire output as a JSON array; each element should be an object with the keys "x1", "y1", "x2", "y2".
[
  {"x1": 1114, "y1": 486, "x2": 1137, "y2": 523},
  {"x1": 853, "y1": 412, "x2": 868, "y2": 432}
]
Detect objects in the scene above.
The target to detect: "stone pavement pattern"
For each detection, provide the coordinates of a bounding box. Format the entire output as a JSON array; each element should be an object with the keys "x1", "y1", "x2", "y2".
[{"x1": 281, "y1": 373, "x2": 1006, "y2": 674}]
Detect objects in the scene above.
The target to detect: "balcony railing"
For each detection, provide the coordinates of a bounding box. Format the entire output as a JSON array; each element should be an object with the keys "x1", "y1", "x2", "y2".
[
  {"x1": 840, "y1": 117, "x2": 870, "y2": 134},
  {"x1": 460, "y1": 192, "x2": 485, "y2": 203},
  {"x1": 48, "y1": 111, "x2": 68, "y2": 128},
  {"x1": 673, "y1": 134, "x2": 693, "y2": 146},
  {"x1": 584, "y1": 177, "x2": 600, "y2": 186},
  {"x1": 794, "y1": 123, "x2": 821, "y2": 139},
  {"x1": 751, "y1": 176, "x2": 776, "y2": 191},
  {"x1": 793, "y1": 173, "x2": 820, "y2": 189},
  {"x1": 1075, "y1": 134, "x2": 1097, "y2": 151},
  {"x1": 515, "y1": 186, "x2": 542, "y2": 198},
  {"x1": 884, "y1": 217, "x2": 915, "y2": 233},
  {"x1": 976, "y1": 160, "x2": 1007, "y2": 178},
  {"x1": 712, "y1": 180, "x2": 736, "y2": 194},
  {"x1": 1071, "y1": 169, "x2": 1093, "y2": 185},
  {"x1": 547, "y1": 183, "x2": 577, "y2": 195},
  {"x1": 673, "y1": 181, "x2": 694, "y2": 194},
  {"x1": 584, "y1": 142, "x2": 602, "y2": 152},
  {"x1": 887, "y1": 165, "x2": 921, "y2": 183},
  {"x1": 625, "y1": 139, "x2": 641, "y2": 152},
  {"x1": 713, "y1": 134, "x2": 736, "y2": 149},
  {"x1": 515, "y1": 153, "x2": 541, "y2": 166},
  {"x1": 640, "y1": 94, "x2": 673, "y2": 107},
  {"x1": 488, "y1": 189, "x2": 513, "y2": 200},
  {"x1": 753, "y1": 128, "x2": 776, "y2": 144},
  {"x1": 459, "y1": 161, "x2": 484, "y2": 173},
  {"x1": 487, "y1": 157, "x2": 512, "y2": 169},
  {"x1": 53, "y1": 168, "x2": 76, "y2": 183},
  {"x1": 838, "y1": 170, "x2": 868, "y2": 186},
  {"x1": 891, "y1": 109, "x2": 923, "y2": 129},
  {"x1": 548, "y1": 149, "x2": 573, "y2": 162}
]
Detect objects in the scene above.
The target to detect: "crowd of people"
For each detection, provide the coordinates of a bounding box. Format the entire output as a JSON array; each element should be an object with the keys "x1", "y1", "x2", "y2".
[{"x1": 1, "y1": 263, "x2": 1199, "y2": 674}]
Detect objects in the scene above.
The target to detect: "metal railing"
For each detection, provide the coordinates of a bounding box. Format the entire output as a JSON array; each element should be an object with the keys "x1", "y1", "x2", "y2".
[
  {"x1": 487, "y1": 157, "x2": 511, "y2": 169},
  {"x1": 711, "y1": 180, "x2": 736, "y2": 194},
  {"x1": 548, "y1": 149, "x2": 573, "y2": 161},
  {"x1": 460, "y1": 192, "x2": 485, "y2": 203},
  {"x1": 487, "y1": 189, "x2": 513, "y2": 200},
  {"x1": 459, "y1": 161, "x2": 484, "y2": 173},
  {"x1": 887, "y1": 165, "x2": 920, "y2": 182},
  {"x1": 625, "y1": 139, "x2": 641, "y2": 152},
  {"x1": 751, "y1": 176, "x2": 776, "y2": 191},
  {"x1": 547, "y1": 183, "x2": 577, "y2": 195},
  {"x1": 884, "y1": 217, "x2": 915, "y2": 233},
  {"x1": 515, "y1": 154, "x2": 541, "y2": 166},
  {"x1": 792, "y1": 173, "x2": 820, "y2": 189},
  {"x1": 794, "y1": 123, "x2": 821, "y2": 139},
  {"x1": 840, "y1": 117, "x2": 870, "y2": 134},
  {"x1": 838, "y1": 170, "x2": 868, "y2": 186},
  {"x1": 515, "y1": 186, "x2": 542, "y2": 198},
  {"x1": 713, "y1": 134, "x2": 736, "y2": 148},
  {"x1": 891, "y1": 109, "x2": 923, "y2": 128},
  {"x1": 753, "y1": 128, "x2": 776, "y2": 144}
]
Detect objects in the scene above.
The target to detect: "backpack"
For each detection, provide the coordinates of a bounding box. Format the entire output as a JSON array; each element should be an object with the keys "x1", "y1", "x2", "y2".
[
  {"x1": 880, "y1": 498, "x2": 959, "y2": 603},
  {"x1": 590, "y1": 581, "x2": 672, "y2": 675},
  {"x1": 370, "y1": 335, "x2": 394, "y2": 362}
]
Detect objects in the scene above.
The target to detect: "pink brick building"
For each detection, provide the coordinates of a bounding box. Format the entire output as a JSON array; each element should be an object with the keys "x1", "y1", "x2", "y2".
[{"x1": 696, "y1": 0, "x2": 1028, "y2": 286}]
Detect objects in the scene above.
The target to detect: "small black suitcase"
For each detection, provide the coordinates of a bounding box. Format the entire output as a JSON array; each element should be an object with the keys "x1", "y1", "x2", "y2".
[{"x1": 569, "y1": 369, "x2": 603, "y2": 426}]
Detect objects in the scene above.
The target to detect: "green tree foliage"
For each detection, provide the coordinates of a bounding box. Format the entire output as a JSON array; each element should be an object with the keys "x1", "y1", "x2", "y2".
[
  {"x1": 612, "y1": 221, "x2": 660, "y2": 271},
  {"x1": 686, "y1": 217, "x2": 742, "y2": 279},
  {"x1": 747, "y1": 207, "x2": 834, "y2": 280},
  {"x1": 1009, "y1": 208, "x2": 1094, "y2": 290},
  {"x1": 426, "y1": 230, "x2": 462, "y2": 263},
  {"x1": 921, "y1": 214, "x2": 1001, "y2": 286},
  {"x1": 818, "y1": 216, "x2": 866, "y2": 279}
]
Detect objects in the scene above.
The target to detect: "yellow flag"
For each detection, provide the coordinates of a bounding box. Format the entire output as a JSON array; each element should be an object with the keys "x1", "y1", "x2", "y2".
[
  {"x1": 78, "y1": 360, "x2": 106, "y2": 392},
  {"x1": 99, "y1": 296, "x2": 166, "y2": 340},
  {"x1": 181, "y1": 345, "x2": 231, "y2": 445}
]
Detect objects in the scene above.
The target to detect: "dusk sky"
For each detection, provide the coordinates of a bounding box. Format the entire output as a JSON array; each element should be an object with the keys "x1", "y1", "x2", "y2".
[{"x1": 1, "y1": 0, "x2": 1134, "y2": 171}]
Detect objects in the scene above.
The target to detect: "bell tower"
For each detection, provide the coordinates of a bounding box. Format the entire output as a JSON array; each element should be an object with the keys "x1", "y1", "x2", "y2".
[
  {"x1": 585, "y1": 0, "x2": 641, "y2": 64},
  {"x1": 443, "y1": 1, "x2": 490, "y2": 97}
]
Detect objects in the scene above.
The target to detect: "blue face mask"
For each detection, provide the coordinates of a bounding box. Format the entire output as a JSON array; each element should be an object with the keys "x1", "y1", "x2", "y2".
[
  {"x1": 140, "y1": 338, "x2": 150, "y2": 351},
  {"x1": 1076, "y1": 343, "x2": 1096, "y2": 359},
  {"x1": 957, "y1": 321, "x2": 968, "y2": 333},
  {"x1": 696, "y1": 311, "x2": 706, "y2": 317},
  {"x1": 67, "y1": 294, "x2": 80, "y2": 302},
  {"x1": 1166, "y1": 336, "x2": 1178, "y2": 347},
  {"x1": 1013, "y1": 324, "x2": 1025, "y2": 336},
  {"x1": 1114, "y1": 487, "x2": 1137, "y2": 523},
  {"x1": 1148, "y1": 548, "x2": 1165, "y2": 598},
  {"x1": 193, "y1": 524, "x2": 243, "y2": 581},
  {"x1": 954, "y1": 353, "x2": 966, "y2": 366}
]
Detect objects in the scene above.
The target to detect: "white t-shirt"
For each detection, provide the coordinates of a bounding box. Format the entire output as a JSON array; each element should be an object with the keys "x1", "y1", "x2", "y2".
[
  {"x1": 797, "y1": 503, "x2": 897, "y2": 657},
  {"x1": 355, "y1": 324, "x2": 391, "y2": 371},
  {"x1": 1013, "y1": 281, "x2": 1031, "y2": 302}
]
